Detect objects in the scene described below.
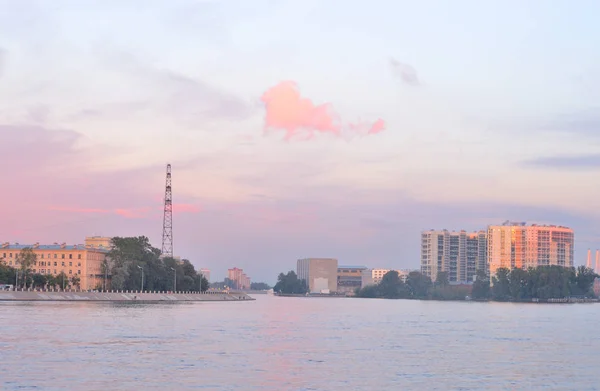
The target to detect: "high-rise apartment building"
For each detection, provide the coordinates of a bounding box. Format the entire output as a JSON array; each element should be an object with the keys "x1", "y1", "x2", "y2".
[
  {"x1": 420, "y1": 230, "x2": 487, "y2": 283},
  {"x1": 487, "y1": 221, "x2": 574, "y2": 277},
  {"x1": 297, "y1": 258, "x2": 338, "y2": 293},
  {"x1": 227, "y1": 267, "x2": 250, "y2": 290}
]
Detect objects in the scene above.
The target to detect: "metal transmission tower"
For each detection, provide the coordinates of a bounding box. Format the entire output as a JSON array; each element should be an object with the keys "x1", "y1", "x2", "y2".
[{"x1": 161, "y1": 164, "x2": 173, "y2": 258}]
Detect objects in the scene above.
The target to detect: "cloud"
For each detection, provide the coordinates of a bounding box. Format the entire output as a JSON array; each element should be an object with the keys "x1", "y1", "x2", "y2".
[
  {"x1": 520, "y1": 154, "x2": 600, "y2": 169},
  {"x1": 540, "y1": 107, "x2": 600, "y2": 137},
  {"x1": 389, "y1": 58, "x2": 420, "y2": 86},
  {"x1": 0, "y1": 125, "x2": 200, "y2": 243},
  {"x1": 260, "y1": 81, "x2": 385, "y2": 140},
  {"x1": 92, "y1": 46, "x2": 254, "y2": 124},
  {"x1": 0, "y1": 48, "x2": 5, "y2": 78}
]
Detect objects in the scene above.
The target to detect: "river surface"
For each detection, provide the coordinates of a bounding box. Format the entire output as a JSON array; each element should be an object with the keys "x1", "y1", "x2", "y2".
[{"x1": 1, "y1": 295, "x2": 598, "y2": 390}]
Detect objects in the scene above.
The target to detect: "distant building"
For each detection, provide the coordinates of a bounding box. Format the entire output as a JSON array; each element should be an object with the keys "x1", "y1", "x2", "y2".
[
  {"x1": 199, "y1": 268, "x2": 210, "y2": 282},
  {"x1": 297, "y1": 258, "x2": 338, "y2": 293},
  {"x1": 84, "y1": 236, "x2": 112, "y2": 250},
  {"x1": 361, "y1": 268, "x2": 412, "y2": 288},
  {"x1": 0, "y1": 241, "x2": 108, "y2": 290},
  {"x1": 420, "y1": 230, "x2": 487, "y2": 284},
  {"x1": 227, "y1": 267, "x2": 250, "y2": 290},
  {"x1": 487, "y1": 221, "x2": 574, "y2": 278},
  {"x1": 337, "y1": 266, "x2": 367, "y2": 295}
]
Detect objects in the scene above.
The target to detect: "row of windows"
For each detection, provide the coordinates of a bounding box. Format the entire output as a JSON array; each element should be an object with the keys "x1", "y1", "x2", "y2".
[
  {"x1": 2, "y1": 252, "x2": 82, "y2": 260},
  {"x1": 5, "y1": 261, "x2": 81, "y2": 267},
  {"x1": 36, "y1": 269, "x2": 81, "y2": 275}
]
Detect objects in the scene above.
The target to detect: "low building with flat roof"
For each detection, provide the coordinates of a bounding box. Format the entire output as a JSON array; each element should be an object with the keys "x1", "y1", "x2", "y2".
[
  {"x1": 0, "y1": 241, "x2": 109, "y2": 290},
  {"x1": 337, "y1": 265, "x2": 367, "y2": 295}
]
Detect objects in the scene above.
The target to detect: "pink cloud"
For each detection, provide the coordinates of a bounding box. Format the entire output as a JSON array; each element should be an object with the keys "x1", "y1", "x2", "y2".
[
  {"x1": 261, "y1": 81, "x2": 385, "y2": 140},
  {"x1": 368, "y1": 118, "x2": 386, "y2": 134}
]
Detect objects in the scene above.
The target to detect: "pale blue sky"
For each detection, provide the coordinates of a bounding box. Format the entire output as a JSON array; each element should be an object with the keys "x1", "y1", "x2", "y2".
[{"x1": 0, "y1": 0, "x2": 599, "y2": 282}]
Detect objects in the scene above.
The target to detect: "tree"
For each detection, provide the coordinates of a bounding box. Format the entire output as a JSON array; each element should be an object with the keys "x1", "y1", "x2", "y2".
[
  {"x1": 435, "y1": 271, "x2": 449, "y2": 287},
  {"x1": 31, "y1": 273, "x2": 47, "y2": 289},
  {"x1": 273, "y1": 271, "x2": 308, "y2": 294},
  {"x1": 250, "y1": 282, "x2": 271, "y2": 290},
  {"x1": 492, "y1": 267, "x2": 511, "y2": 301},
  {"x1": 406, "y1": 271, "x2": 432, "y2": 298},
  {"x1": 17, "y1": 248, "x2": 36, "y2": 288},
  {"x1": 70, "y1": 275, "x2": 81, "y2": 290},
  {"x1": 0, "y1": 263, "x2": 16, "y2": 285},
  {"x1": 471, "y1": 270, "x2": 490, "y2": 300},
  {"x1": 378, "y1": 270, "x2": 408, "y2": 299}
]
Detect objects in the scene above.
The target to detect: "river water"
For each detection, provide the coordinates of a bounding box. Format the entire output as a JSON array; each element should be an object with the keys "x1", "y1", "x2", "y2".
[{"x1": 1, "y1": 295, "x2": 598, "y2": 390}]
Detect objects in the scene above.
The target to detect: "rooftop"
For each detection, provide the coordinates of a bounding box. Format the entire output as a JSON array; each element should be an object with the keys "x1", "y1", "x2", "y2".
[{"x1": 1, "y1": 243, "x2": 109, "y2": 252}]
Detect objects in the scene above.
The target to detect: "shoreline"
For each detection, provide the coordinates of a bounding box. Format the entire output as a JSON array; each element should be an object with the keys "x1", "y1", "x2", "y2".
[{"x1": 0, "y1": 291, "x2": 254, "y2": 302}]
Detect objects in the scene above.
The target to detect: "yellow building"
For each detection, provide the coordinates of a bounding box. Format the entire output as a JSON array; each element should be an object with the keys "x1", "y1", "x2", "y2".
[{"x1": 0, "y1": 238, "x2": 110, "y2": 290}]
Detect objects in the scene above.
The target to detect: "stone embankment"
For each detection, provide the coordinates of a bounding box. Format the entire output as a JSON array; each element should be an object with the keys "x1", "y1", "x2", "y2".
[{"x1": 0, "y1": 290, "x2": 253, "y2": 302}]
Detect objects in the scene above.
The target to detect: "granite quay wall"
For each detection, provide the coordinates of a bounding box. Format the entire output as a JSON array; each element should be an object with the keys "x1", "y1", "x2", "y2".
[{"x1": 0, "y1": 290, "x2": 253, "y2": 302}]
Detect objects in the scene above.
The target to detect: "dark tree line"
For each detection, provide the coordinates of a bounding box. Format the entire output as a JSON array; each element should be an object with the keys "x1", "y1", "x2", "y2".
[
  {"x1": 273, "y1": 271, "x2": 308, "y2": 294},
  {"x1": 471, "y1": 266, "x2": 598, "y2": 301},
  {"x1": 105, "y1": 236, "x2": 208, "y2": 292},
  {"x1": 355, "y1": 270, "x2": 435, "y2": 299},
  {"x1": 356, "y1": 266, "x2": 598, "y2": 302}
]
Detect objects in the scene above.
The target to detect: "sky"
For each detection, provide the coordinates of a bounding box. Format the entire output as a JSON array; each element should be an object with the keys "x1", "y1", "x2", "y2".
[{"x1": 1, "y1": 0, "x2": 599, "y2": 283}]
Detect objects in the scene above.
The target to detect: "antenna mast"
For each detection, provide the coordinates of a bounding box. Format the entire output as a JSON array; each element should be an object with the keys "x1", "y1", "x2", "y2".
[{"x1": 161, "y1": 164, "x2": 173, "y2": 257}]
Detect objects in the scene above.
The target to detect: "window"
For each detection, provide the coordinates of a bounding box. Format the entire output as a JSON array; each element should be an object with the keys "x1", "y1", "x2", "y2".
[
  {"x1": 69, "y1": 254, "x2": 72, "y2": 259},
  {"x1": 9, "y1": 253, "x2": 12, "y2": 258},
  {"x1": 41, "y1": 254, "x2": 44, "y2": 259},
  {"x1": 61, "y1": 262, "x2": 65, "y2": 266},
  {"x1": 78, "y1": 254, "x2": 81, "y2": 260},
  {"x1": 77, "y1": 270, "x2": 81, "y2": 275},
  {"x1": 69, "y1": 270, "x2": 72, "y2": 275},
  {"x1": 54, "y1": 262, "x2": 57, "y2": 266},
  {"x1": 54, "y1": 254, "x2": 57, "y2": 259},
  {"x1": 69, "y1": 262, "x2": 72, "y2": 266},
  {"x1": 77, "y1": 262, "x2": 81, "y2": 267},
  {"x1": 61, "y1": 254, "x2": 65, "y2": 259},
  {"x1": 54, "y1": 269, "x2": 57, "y2": 274}
]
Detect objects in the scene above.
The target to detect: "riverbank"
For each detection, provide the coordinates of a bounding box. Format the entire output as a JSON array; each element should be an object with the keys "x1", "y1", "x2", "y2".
[{"x1": 0, "y1": 291, "x2": 254, "y2": 302}]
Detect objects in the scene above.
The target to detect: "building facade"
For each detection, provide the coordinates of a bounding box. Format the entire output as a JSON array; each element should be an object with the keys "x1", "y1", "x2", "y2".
[
  {"x1": 337, "y1": 266, "x2": 366, "y2": 294},
  {"x1": 421, "y1": 230, "x2": 487, "y2": 283},
  {"x1": 487, "y1": 222, "x2": 574, "y2": 278},
  {"x1": 227, "y1": 267, "x2": 250, "y2": 290},
  {"x1": 0, "y1": 239, "x2": 109, "y2": 290},
  {"x1": 297, "y1": 258, "x2": 338, "y2": 293}
]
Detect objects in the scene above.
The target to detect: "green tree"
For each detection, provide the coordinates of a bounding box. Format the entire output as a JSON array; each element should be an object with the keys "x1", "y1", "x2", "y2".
[
  {"x1": 70, "y1": 275, "x2": 81, "y2": 290},
  {"x1": 471, "y1": 270, "x2": 490, "y2": 300},
  {"x1": 273, "y1": 271, "x2": 308, "y2": 294},
  {"x1": 435, "y1": 271, "x2": 449, "y2": 287},
  {"x1": 0, "y1": 263, "x2": 16, "y2": 285},
  {"x1": 17, "y1": 248, "x2": 36, "y2": 288},
  {"x1": 355, "y1": 284, "x2": 379, "y2": 298},
  {"x1": 406, "y1": 271, "x2": 432, "y2": 298},
  {"x1": 378, "y1": 270, "x2": 408, "y2": 299},
  {"x1": 250, "y1": 282, "x2": 271, "y2": 290},
  {"x1": 492, "y1": 267, "x2": 511, "y2": 301},
  {"x1": 31, "y1": 273, "x2": 47, "y2": 289}
]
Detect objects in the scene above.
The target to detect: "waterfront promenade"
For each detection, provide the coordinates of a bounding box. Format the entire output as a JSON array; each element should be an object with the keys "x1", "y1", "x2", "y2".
[{"x1": 0, "y1": 290, "x2": 253, "y2": 302}]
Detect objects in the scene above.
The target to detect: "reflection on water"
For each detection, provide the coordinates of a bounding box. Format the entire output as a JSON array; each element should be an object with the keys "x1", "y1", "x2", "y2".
[{"x1": 1, "y1": 296, "x2": 598, "y2": 390}]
